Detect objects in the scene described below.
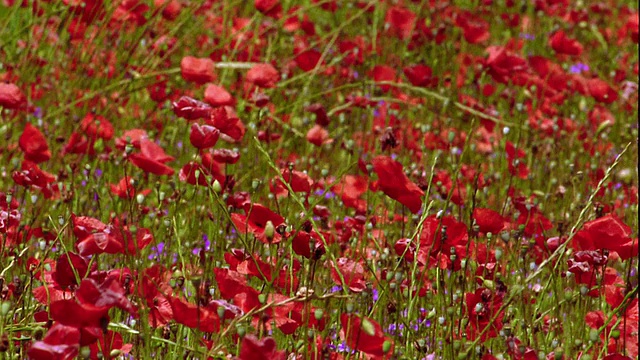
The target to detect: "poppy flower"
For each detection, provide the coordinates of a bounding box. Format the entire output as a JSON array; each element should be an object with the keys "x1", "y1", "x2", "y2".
[
  {"x1": 587, "y1": 78, "x2": 618, "y2": 104},
  {"x1": 549, "y1": 30, "x2": 583, "y2": 56},
  {"x1": 12, "y1": 160, "x2": 59, "y2": 199},
  {"x1": 0, "y1": 82, "x2": 26, "y2": 109},
  {"x1": 465, "y1": 288, "x2": 504, "y2": 341},
  {"x1": 27, "y1": 323, "x2": 81, "y2": 360},
  {"x1": 80, "y1": 113, "x2": 114, "y2": 140},
  {"x1": 306, "y1": 124, "x2": 332, "y2": 146},
  {"x1": 369, "y1": 65, "x2": 396, "y2": 92},
  {"x1": 115, "y1": 129, "x2": 148, "y2": 150},
  {"x1": 212, "y1": 148, "x2": 240, "y2": 164},
  {"x1": 294, "y1": 49, "x2": 322, "y2": 72},
  {"x1": 385, "y1": 6, "x2": 415, "y2": 40},
  {"x1": 472, "y1": 208, "x2": 508, "y2": 235},
  {"x1": 154, "y1": 0, "x2": 181, "y2": 21},
  {"x1": 128, "y1": 138, "x2": 175, "y2": 176},
  {"x1": 19, "y1": 123, "x2": 51, "y2": 163},
  {"x1": 179, "y1": 162, "x2": 212, "y2": 186},
  {"x1": 331, "y1": 175, "x2": 367, "y2": 212},
  {"x1": 255, "y1": 0, "x2": 282, "y2": 19},
  {"x1": 76, "y1": 278, "x2": 137, "y2": 317},
  {"x1": 418, "y1": 215, "x2": 469, "y2": 268},
  {"x1": 172, "y1": 96, "x2": 213, "y2": 121},
  {"x1": 238, "y1": 335, "x2": 286, "y2": 360},
  {"x1": 372, "y1": 155, "x2": 424, "y2": 214},
  {"x1": 246, "y1": 63, "x2": 280, "y2": 88},
  {"x1": 403, "y1": 64, "x2": 436, "y2": 87},
  {"x1": 455, "y1": 11, "x2": 490, "y2": 44},
  {"x1": 573, "y1": 214, "x2": 638, "y2": 260},
  {"x1": 341, "y1": 313, "x2": 393, "y2": 359},
  {"x1": 204, "y1": 84, "x2": 235, "y2": 106},
  {"x1": 189, "y1": 123, "x2": 220, "y2": 149},
  {"x1": 231, "y1": 203, "x2": 285, "y2": 244},
  {"x1": 88, "y1": 330, "x2": 133, "y2": 360},
  {"x1": 53, "y1": 252, "x2": 89, "y2": 289},
  {"x1": 505, "y1": 141, "x2": 529, "y2": 180},
  {"x1": 304, "y1": 103, "x2": 329, "y2": 126},
  {"x1": 484, "y1": 46, "x2": 528, "y2": 84},
  {"x1": 109, "y1": 176, "x2": 151, "y2": 199},
  {"x1": 168, "y1": 296, "x2": 220, "y2": 332},
  {"x1": 180, "y1": 56, "x2": 216, "y2": 84},
  {"x1": 330, "y1": 257, "x2": 366, "y2": 292},
  {"x1": 208, "y1": 107, "x2": 245, "y2": 142}
]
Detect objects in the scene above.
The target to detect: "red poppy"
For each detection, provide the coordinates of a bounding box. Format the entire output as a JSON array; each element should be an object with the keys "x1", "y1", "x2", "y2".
[
  {"x1": 212, "y1": 148, "x2": 240, "y2": 164},
  {"x1": 89, "y1": 330, "x2": 133, "y2": 360},
  {"x1": 180, "y1": 56, "x2": 216, "y2": 84},
  {"x1": 53, "y1": 252, "x2": 89, "y2": 289},
  {"x1": 0, "y1": 82, "x2": 26, "y2": 109},
  {"x1": 304, "y1": 103, "x2": 329, "y2": 126},
  {"x1": 128, "y1": 138, "x2": 175, "y2": 176},
  {"x1": 238, "y1": 335, "x2": 286, "y2": 360},
  {"x1": 19, "y1": 123, "x2": 51, "y2": 163},
  {"x1": 587, "y1": 78, "x2": 618, "y2": 104},
  {"x1": 455, "y1": 11, "x2": 490, "y2": 44},
  {"x1": 168, "y1": 296, "x2": 220, "y2": 332},
  {"x1": 189, "y1": 123, "x2": 220, "y2": 149},
  {"x1": 369, "y1": 65, "x2": 396, "y2": 92},
  {"x1": 295, "y1": 49, "x2": 322, "y2": 72},
  {"x1": 246, "y1": 63, "x2": 280, "y2": 88},
  {"x1": 465, "y1": 288, "x2": 505, "y2": 341},
  {"x1": 549, "y1": 30, "x2": 583, "y2": 56},
  {"x1": 330, "y1": 257, "x2": 366, "y2": 292},
  {"x1": 80, "y1": 113, "x2": 114, "y2": 140},
  {"x1": 372, "y1": 155, "x2": 424, "y2": 214},
  {"x1": 208, "y1": 107, "x2": 245, "y2": 142},
  {"x1": 27, "y1": 323, "x2": 80, "y2": 360},
  {"x1": 172, "y1": 96, "x2": 213, "y2": 121},
  {"x1": 109, "y1": 176, "x2": 151, "y2": 199},
  {"x1": 154, "y1": 0, "x2": 181, "y2": 20},
  {"x1": 332, "y1": 175, "x2": 368, "y2": 212},
  {"x1": 418, "y1": 215, "x2": 469, "y2": 268},
  {"x1": 204, "y1": 84, "x2": 235, "y2": 106},
  {"x1": 179, "y1": 162, "x2": 212, "y2": 186},
  {"x1": 403, "y1": 64, "x2": 436, "y2": 87},
  {"x1": 306, "y1": 124, "x2": 332, "y2": 146},
  {"x1": 505, "y1": 141, "x2": 529, "y2": 180},
  {"x1": 573, "y1": 214, "x2": 638, "y2": 260},
  {"x1": 115, "y1": 129, "x2": 148, "y2": 150},
  {"x1": 12, "y1": 160, "x2": 59, "y2": 199},
  {"x1": 341, "y1": 313, "x2": 393, "y2": 359},
  {"x1": 473, "y1": 208, "x2": 509, "y2": 235},
  {"x1": 255, "y1": 0, "x2": 282, "y2": 19},
  {"x1": 385, "y1": 6, "x2": 415, "y2": 40},
  {"x1": 231, "y1": 203, "x2": 285, "y2": 244},
  {"x1": 484, "y1": 46, "x2": 528, "y2": 84},
  {"x1": 76, "y1": 278, "x2": 137, "y2": 317}
]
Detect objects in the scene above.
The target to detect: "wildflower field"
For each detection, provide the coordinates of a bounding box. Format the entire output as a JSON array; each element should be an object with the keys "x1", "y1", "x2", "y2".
[{"x1": 0, "y1": 0, "x2": 638, "y2": 359}]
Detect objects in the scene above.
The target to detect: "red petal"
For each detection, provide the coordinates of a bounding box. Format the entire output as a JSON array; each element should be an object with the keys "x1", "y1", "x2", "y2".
[
  {"x1": 204, "y1": 84, "x2": 235, "y2": 106},
  {"x1": 246, "y1": 63, "x2": 280, "y2": 88},
  {"x1": 19, "y1": 123, "x2": 50, "y2": 163},
  {"x1": 180, "y1": 56, "x2": 216, "y2": 84}
]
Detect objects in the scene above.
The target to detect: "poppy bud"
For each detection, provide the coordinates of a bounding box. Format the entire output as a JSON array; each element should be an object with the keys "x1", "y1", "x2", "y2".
[
  {"x1": 264, "y1": 221, "x2": 275, "y2": 240},
  {"x1": 382, "y1": 340, "x2": 392, "y2": 353},
  {"x1": 212, "y1": 179, "x2": 222, "y2": 193}
]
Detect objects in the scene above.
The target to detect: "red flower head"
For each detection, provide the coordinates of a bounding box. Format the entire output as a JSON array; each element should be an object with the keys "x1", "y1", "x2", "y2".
[
  {"x1": 19, "y1": 123, "x2": 51, "y2": 163},
  {"x1": 372, "y1": 155, "x2": 424, "y2": 214},
  {"x1": 0, "y1": 82, "x2": 26, "y2": 109},
  {"x1": 246, "y1": 63, "x2": 280, "y2": 88},
  {"x1": 180, "y1": 56, "x2": 216, "y2": 84}
]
